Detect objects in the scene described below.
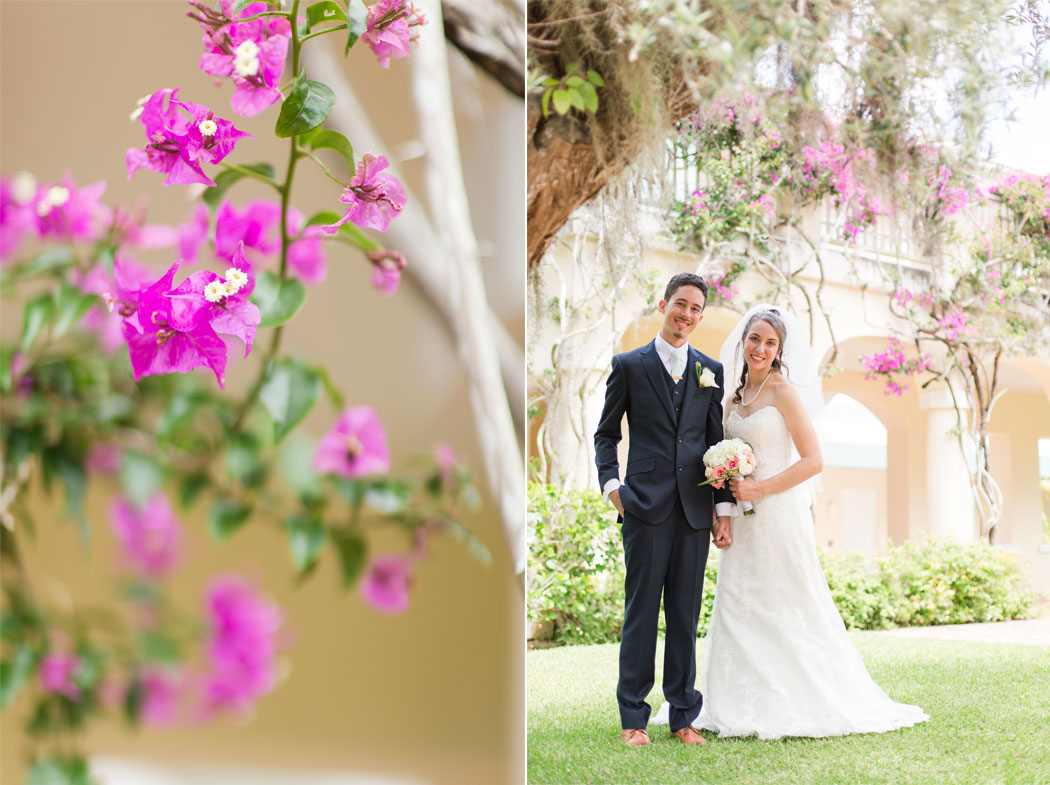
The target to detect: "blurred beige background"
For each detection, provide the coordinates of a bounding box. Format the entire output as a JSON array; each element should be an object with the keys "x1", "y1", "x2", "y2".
[{"x1": 0, "y1": 1, "x2": 524, "y2": 783}]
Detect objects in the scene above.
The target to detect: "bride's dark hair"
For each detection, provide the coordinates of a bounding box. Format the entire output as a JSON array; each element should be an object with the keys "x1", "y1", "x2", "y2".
[{"x1": 732, "y1": 309, "x2": 790, "y2": 405}]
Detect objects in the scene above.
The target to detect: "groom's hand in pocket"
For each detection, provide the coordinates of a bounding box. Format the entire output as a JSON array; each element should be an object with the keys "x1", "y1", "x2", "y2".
[{"x1": 609, "y1": 489, "x2": 624, "y2": 517}]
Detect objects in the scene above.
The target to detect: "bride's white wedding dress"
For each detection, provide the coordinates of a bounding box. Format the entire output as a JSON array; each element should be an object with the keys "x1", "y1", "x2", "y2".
[{"x1": 654, "y1": 405, "x2": 928, "y2": 739}]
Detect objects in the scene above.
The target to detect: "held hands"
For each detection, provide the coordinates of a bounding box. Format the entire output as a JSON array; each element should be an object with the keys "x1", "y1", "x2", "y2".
[
  {"x1": 712, "y1": 516, "x2": 732, "y2": 549},
  {"x1": 609, "y1": 489, "x2": 625, "y2": 517},
  {"x1": 729, "y1": 477, "x2": 762, "y2": 502}
]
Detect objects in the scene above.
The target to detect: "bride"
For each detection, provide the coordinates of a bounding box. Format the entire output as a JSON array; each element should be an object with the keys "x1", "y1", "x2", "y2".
[{"x1": 655, "y1": 304, "x2": 928, "y2": 739}]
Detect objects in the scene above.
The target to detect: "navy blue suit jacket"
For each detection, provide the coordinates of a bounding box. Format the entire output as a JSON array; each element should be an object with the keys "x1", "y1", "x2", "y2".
[{"x1": 594, "y1": 340, "x2": 734, "y2": 529}]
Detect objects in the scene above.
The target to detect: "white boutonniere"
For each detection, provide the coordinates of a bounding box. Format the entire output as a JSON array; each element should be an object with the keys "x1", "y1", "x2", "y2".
[{"x1": 696, "y1": 362, "x2": 718, "y2": 389}]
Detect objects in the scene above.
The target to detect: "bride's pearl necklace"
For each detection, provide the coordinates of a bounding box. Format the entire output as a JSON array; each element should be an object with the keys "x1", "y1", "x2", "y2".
[{"x1": 741, "y1": 371, "x2": 771, "y2": 406}]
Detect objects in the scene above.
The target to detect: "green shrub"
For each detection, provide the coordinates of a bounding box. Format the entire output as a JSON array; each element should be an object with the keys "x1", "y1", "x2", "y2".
[
  {"x1": 878, "y1": 537, "x2": 1035, "y2": 626},
  {"x1": 527, "y1": 483, "x2": 625, "y2": 645},
  {"x1": 528, "y1": 483, "x2": 721, "y2": 645},
  {"x1": 529, "y1": 483, "x2": 1036, "y2": 643},
  {"x1": 818, "y1": 550, "x2": 898, "y2": 630}
]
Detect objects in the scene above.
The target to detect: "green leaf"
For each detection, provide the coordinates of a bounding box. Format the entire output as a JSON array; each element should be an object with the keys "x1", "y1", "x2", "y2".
[
  {"x1": 364, "y1": 479, "x2": 408, "y2": 514},
  {"x1": 180, "y1": 472, "x2": 210, "y2": 509},
  {"x1": 301, "y1": 211, "x2": 380, "y2": 250},
  {"x1": 542, "y1": 88, "x2": 552, "y2": 118},
  {"x1": 252, "y1": 271, "x2": 307, "y2": 328},
  {"x1": 21, "y1": 293, "x2": 54, "y2": 354},
  {"x1": 275, "y1": 74, "x2": 335, "y2": 138},
  {"x1": 309, "y1": 128, "x2": 355, "y2": 177},
  {"x1": 565, "y1": 62, "x2": 579, "y2": 74},
  {"x1": 345, "y1": 0, "x2": 368, "y2": 54},
  {"x1": 305, "y1": 0, "x2": 346, "y2": 31},
  {"x1": 16, "y1": 247, "x2": 77, "y2": 279},
  {"x1": 565, "y1": 75, "x2": 585, "y2": 87},
  {"x1": 552, "y1": 89, "x2": 571, "y2": 115},
  {"x1": 52, "y1": 282, "x2": 96, "y2": 338},
  {"x1": 332, "y1": 476, "x2": 365, "y2": 508},
  {"x1": 0, "y1": 644, "x2": 35, "y2": 708},
  {"x1": 579, "y1": 81, "x2": 599, "y2": 114},
  {"x1": 138, "y1": 631, "x2": 180, "y2": 663},
  {"x1": 203, "y1": 163, "x2": 277, "y2": 208},
  {"x1": 330, "y1": 528, "x2": 367, "y2": 589},
  {"x1": 568, "y1": 87, "x2": 586, "y2": 111},
  {"x1": 119, "y1": 451, "x2": 164, "y2": 509},
  {"x1": 286, "y1": 514, "x2": 326, "y2": 571},
  {"x1": 208, "y1": 498, "x2": 252, "y2": 540},
  {"x1": 541, "y1": 77, "x2": 560, "y2": 87},
  {"x1": 226, "y1": 431, "x2": 261, "y2": 482},
  {"x1": 55, "y1": 455, "x2": 87, "y2": 537},
  {"x1": 258, "y1": 357, "x2": 322, "y2": 442},
  {"x1": 586, "y1": 69, "x2": 605, "y2": 86},
  {"x1": 278, "y1": 434, "x2": 322, "y2": 497}
]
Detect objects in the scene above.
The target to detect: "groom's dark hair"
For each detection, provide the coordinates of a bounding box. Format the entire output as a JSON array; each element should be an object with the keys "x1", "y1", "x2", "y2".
[{"x1": 664, "y1": 273, "x2": 709, "y2": 308}]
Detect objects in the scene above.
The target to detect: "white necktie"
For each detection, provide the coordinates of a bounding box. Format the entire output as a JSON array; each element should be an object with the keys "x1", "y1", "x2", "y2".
[{"x1": 669, "y1": 346, "x2": 686, "y2": 379}]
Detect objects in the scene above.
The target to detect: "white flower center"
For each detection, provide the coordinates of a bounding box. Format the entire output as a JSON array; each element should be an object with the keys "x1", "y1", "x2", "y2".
[
  {"x1": 11, "y1": 172, "x2": 36, "y2": 205},
  {"x1": 198, "y1": 119, "x2": 218, "y2": 137},
  {"x1": 204, "y1": 281, "x2": 227, "y2": 303},
  {"x1": 234, "y1": 54, "x2": 260, "y2": 77},
  {"x1": 224, "y1": 268, "x2": 248, "y2": 293},
  {"x1": 129, "y1": 94, "x2": 151, "y2": 122},
  {"x1": 235, "y1": 40, "x2": 260, "y2": 58},
  {"x1": 37, "y1": 186, "x2": 70, "y2": 215}
]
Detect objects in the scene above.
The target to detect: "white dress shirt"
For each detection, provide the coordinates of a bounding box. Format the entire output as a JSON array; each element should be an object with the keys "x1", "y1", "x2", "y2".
[{"x1": 604, "y1": 335, "x2": 735, "y2": 518}]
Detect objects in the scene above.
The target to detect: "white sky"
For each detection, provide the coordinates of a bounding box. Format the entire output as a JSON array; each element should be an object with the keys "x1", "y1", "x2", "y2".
[{"x1": 985, "y1": 87, "x2": 1050, "y2": 176}]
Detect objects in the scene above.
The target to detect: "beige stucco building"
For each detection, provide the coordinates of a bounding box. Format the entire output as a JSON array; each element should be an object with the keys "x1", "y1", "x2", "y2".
[{"x1": 529, "y1": 186, "x2": 1050, "y2": 595}]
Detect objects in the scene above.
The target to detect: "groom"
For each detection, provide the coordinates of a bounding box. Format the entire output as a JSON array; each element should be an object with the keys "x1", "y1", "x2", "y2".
[{"x1": 594, "y1": 272, "x2": 734, "y2": 747}]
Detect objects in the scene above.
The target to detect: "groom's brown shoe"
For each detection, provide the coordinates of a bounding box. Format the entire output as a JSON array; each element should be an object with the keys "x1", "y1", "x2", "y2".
[
  {"x1": 670, "y1": 726, "x2": 707, "y2": 746},
  {"x1": 621, "y1": 729, "x2": 651, "y2": 747}
]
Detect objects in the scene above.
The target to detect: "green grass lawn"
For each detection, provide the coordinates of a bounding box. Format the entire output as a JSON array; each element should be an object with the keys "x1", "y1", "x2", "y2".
[{"x1": 527, "y1": 635, "x2": 1050, "y2": 785}]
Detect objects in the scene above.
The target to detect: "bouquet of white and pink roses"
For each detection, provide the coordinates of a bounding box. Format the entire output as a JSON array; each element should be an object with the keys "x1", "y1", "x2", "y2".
[{"x1": 699, "y1": 438, "x2": 757, "y2": 516}]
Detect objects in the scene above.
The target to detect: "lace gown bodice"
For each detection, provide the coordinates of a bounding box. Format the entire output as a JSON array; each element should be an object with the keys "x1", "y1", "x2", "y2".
[{"x1": 653, "y1": 405, "x2": 928, "y2": 739}]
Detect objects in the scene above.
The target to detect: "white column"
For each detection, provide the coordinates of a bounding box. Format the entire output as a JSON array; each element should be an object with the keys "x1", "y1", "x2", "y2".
[{"x1": 919, "y1": 389, "x2": 976, "y2": 540}]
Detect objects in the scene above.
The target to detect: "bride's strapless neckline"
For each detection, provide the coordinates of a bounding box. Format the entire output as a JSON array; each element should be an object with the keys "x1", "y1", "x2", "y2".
[{"x1": 729, "y1": 405, "x2": 782, "y2": 423}]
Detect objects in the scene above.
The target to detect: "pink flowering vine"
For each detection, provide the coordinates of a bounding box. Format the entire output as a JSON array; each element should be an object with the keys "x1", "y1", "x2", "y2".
[
  {"x1": 110, "y1": 493, "x2": 183, "y2": 578},
  {"x1": 323, "y1": 153, "x2": 406, "y2": 233},
  {"x1": 313, "y1": 405, "x2": 391, "y2": 477},
  {"x1": 190, "y1": 0, "x2": 291, "y2": 116},
  {"x1": 126, "y1": 88, "x2": 251, "y2": 187},
  {"x1": 363, "y1": 0, "x2": 427, "y2": 68}
]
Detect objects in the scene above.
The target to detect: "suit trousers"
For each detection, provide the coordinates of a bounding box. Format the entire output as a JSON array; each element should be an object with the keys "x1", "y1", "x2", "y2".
[{"x1": 617, "y1": 498, "x2": 710, "y2": 732}]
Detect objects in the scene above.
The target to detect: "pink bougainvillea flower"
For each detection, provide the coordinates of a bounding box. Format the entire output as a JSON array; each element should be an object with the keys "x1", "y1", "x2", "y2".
[
  {"x1": 209, "y1": 199, "x2": 327, "y2": 285},
  {"x1": 169, "y1": 242, "x2": 260, "y2": 357},
  {"x1": 0, "y1": 172, "x2": 40, "y2": 262},
  {"x1": 191, "y1": 0, "x2": 291, "y2": 117},
  {"x1": 175, "y1": 203, "x2": 210, "y2": 265},
  {"x1": 362, "y1": 0, "x2": 427, "y2": 68},
  {"x1": 39, "y1": 652, "x2": 82, "y2": 700},
  {"x1": 322, "y1": 154, "x2": 406, "y2": 233},
  {"x1": 313, "y1": 406, "x2": 391, "y2": 477},
  {"x1": 140, "y1": 666, "x2": 185, "y2": 726},
  {"x1": 126, "y1": 88, "x2": 250, "y2": 187},
  {"x1": 367, "y1": 248, "x2": 405, "y2": 295},
  {"x1": 361, "y1": 554, "x2": 413, "y2": 614},
  {"x1": 110, "y1": 492, "x2": 182, "y2": 578},
  {"x1": 86, "y1": 443, "x2": 123, "y2": 474},
  {"x1": 287, "y1": 224, "x2": 327, "y2": 285},
  {"x1": 121, "y1": 260, "x2": 229, "y2": 388},
  {"x1": 75, "y1": 255, "x2": 153, "y2": 354},
  {"x1": 434, "y1": 442, "x2": 457, "y2": 485},
  {"x1": 31, "y1": 173, "x2": 112, "y2": 244},
  {"x1": 201, "y1": 575, "x2": 284, "y2": 715}
]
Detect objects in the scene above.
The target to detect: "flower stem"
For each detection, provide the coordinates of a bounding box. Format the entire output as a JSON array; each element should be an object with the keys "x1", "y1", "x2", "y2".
[
  {"x1": 300, "y1": 150, "x2": 350, "y2": 187},
  {"x1": 299, "y1": 24, "x2": 348, "y2": 43}
]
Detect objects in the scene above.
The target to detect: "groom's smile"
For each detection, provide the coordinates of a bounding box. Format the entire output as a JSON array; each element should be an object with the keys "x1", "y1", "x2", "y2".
[{"x1": 659, "y1": 284, "x2": 706, "y2": 345}]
